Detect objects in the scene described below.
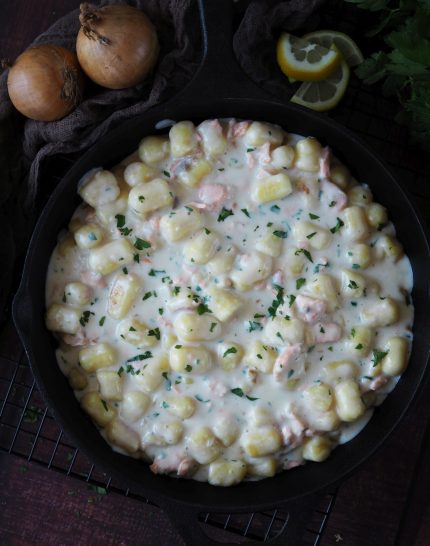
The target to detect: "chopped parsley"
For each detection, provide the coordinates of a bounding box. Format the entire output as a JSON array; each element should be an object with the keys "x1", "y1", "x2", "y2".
[
  {"x1": 273, "y1": 230, "x2": 288, "y2": 239},
  {"x1": 148, "y1": 328, "x2": 160, "y2": 340},
  {"x1": 287, "y1": 369, "x2": 295, "y2": 378},
  {"x1": 122, "y1": 267, "x2": 128, "y2": 275},
  {"x1": 247, "y1": 320, "x2": 263, "y2": 332},
  {"x1": 306, "y1": 232, "x2": 317, "y2": 239},
  {"x1": 195, "y1": 395, "x2": 210, "y2": 403},
  {"x1": 117, "y1": 366, "x2": 124, "y2": 376},
  {"x1": 142, "y1": 291, "x2": 153, "y2": 301},
  {"x1": 309, "y1": 213, "x2": 320, "y2": 220},
  {"x1": 133, "y1": 253, "x2": 140, "y2": 263},
  {"x1": 372, "y1": 349, "x2": 389, "y2": 367},
  {"x1": 134, "y1": 238, "x2": 151, "y2": 250},
  {"x1": 241, "y1": 208, "x2": 250, "y2": 218},
  {"x1": 352, "y1": 263, "x2": 361, "y2": 270},
  {"x1": 196, "y1": 302, "x2": 212, "y2": 315},
  {"x1": 230, "y1": 387, "x2": 258, "y2": 401},
  {"x1": 270, "y1": 205, "x2": 280, "y2": 213},
  {"x1": 79, "y1": 310, "x2": 94, "y2": 327},
  {"x1": 268, "y1": 285, "x2": 284, "y2": 319},
  {"x1": 294, "y1": 248, "x2": 313, "y2": 263},
  {"x1": 185, "y1": 364, "x2": 193, "y2": 372},
  {"x1": 217, "y1": 208, "x2": 234, "y2": 222},
  {"x1": 99, "y1": 316, "x2": 106, "y2": 327},
  {"x1": 163, "y1": 170, "x2": 170, "y2": 178},
  {"x1": 204, "y1": 228, "x2": 211, "y2": 235},
  {"x1": 148, "y1": 269, "x2": 166, "y2": 277},
  {"x1": 162, "y1": 401, "x2": 169, "y2": 409},
  {"x1": 288, "y1": 294, "x2": 296, "y2": 307},
  {"x1": 355, "y1": 343, "x2": 364, "y2": 350},
  {"x1": 296, "y1": 278, "x2": 306, "y2": 290},
  {"x1": 115, "y1": 214, "x2": 132, "y2": 236},
  {"x1": 351, "y1": 328, "x2": 356, "y2": 338},
  {"x1": 126, "y1": 351, "x2": 153, "y2": 362},
  {"x1": 348, "y1": 280, "x2": 359, "y2": 289},
  {"x1": 175, "y1": 344, "x2": 183, "y2": 349},
  {"x1": 223, "y1": 347, "x2": 237, "y2": 358},
  {"x1": 100, "y1": 399, "x2": 109, "y2": 412},
  {"x1": 209, "y1": 322, "x2": 217, "y2": 333},
  {"x1": 330, "y1": 217, "x2": 345, "y2": 234}
]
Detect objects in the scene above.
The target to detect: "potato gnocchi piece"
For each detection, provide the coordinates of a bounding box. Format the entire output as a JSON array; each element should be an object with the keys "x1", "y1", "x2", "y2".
[
  {"x1": 177, "y1": 158, "x2": 212, "y2": 187},
  {"x1": 295, "y1": 137, "x2": 322, "y2": 172},
  {"x1": 231, "y1": 251, "x2": 273, "y2": 290},
  {"x1": 129, "y1": 179, "x2": 174, "y2": 217},
  {"x1": 245, "y1": 341, "x2": 277, "y2": 373},
  {"x1": 251, "y1": 173, "x2": 292, "y2": 204},
  {"x1": 46, "y1": 304, "x2": 81, "y2": 334},
  {"x1": 79, "y1": 343, "x2": 116, "y2": 372},
  {"x1": 88, "y1": 239, "x2": 134, "y2": 276},
  {"x1": 121, "y1": 391, "x2": 151, "y2": 422},
  {"x1": 160, "y1": 206, "x2": 204, "y2": 242},
  {"x1": 208, "y1": 459, "x2": 247, "y2": 487},
  {"x1": 173, "y1": 312, "x2": 221, "y2": 342},
  {"x1": 133, "y1": 355, "x2": 169, "y2": 392},
  {"x1": 79, "y1": 170, "x2": 120, "y2": 208},
  {"x1": 97, "y1": 370, "x2": 123, "y2": 401},
  {"x1": 74, "y1": 223, "x2": 104, "y2": 249},
  {"x1": 187, "y1": 427, "x2": 221, "y2": 464},
  {"x1": 138, "y1": 135, "x2": 170, "y2": 164},
  {"x1": 217, "y1": 342, "x2": 243, "y2": 371},
  {"x1": 263, "y1": 317, "x2": 305, "y2": 346},
  {"x1": 64, "y1": 282, "x2": 92, "y2": 306},
  {"x1": 241, "y1": 427, "x2": 282, "y2": 457},
  {"x1": 81, "y1": 392, "x2": 115, "y2": 427},
  {"x1": 183, "y1": 229, "x2": 220, "y2": 264},
  {"x1": 205, "y1": 285, "x2": 242, "y2": 322},
  {"x1": 293, "y1": 221, "x2": 332, "y2": 250},
  {"x1": 108, "y1": 273, "x2": 140, "y2": 320},
  {"x1": 245, "y1": 121, "x2": 283, "y2": 147},
  {"x1": 124, "y1": 161, "x2": 158, "y2": 186},
  {"x1": 169, "y1": 344, "x2": 212, "y2": 374},
  {"x1": 117, "y1": 318, "x2": 158, "y2": 347},
  {"x1": 169, "y1": 121, "x2": 199, "y2": 157},
  {"x1": 106, "y1": 419, "x2": 140, "y2": 453}
]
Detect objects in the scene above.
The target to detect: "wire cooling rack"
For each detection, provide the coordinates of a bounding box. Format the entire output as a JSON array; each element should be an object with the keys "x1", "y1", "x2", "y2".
[{"x1": 1, "y1": 2, "x2": 430, "y2": 543}]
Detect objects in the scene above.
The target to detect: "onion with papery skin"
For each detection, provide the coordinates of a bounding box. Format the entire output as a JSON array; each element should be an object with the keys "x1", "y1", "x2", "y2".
[
  {"x1": 76, "y1": 3, "x2": 159, "y2": 90},
  {"x1": 7, "y1": 45, "x2": 84, "y2": 122}
]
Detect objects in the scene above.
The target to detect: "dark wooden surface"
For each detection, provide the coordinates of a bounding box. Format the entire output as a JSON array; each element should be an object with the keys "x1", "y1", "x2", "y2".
[{"x1": 1, "y1": 1, "x2": 430, "y2": 545}]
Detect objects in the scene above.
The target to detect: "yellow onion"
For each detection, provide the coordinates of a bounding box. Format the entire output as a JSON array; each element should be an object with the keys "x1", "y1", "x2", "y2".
[
  {"x1": 76, "y1": 3, "x2": 159, "y2": 89},
  {"x1": 7, "y1": 45, "x2": 84, "y2": 122}
]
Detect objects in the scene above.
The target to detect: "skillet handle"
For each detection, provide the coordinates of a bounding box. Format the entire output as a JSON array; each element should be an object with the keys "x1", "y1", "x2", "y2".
[
  {"x1": 162, "y1": 492, "x2": 322, "y2": 546},
  {"x1": 174, "y1": 0, "x2": 274, "y2": 105}
]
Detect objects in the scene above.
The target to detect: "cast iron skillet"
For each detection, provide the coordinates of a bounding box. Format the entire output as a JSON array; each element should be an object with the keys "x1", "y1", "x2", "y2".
[{"x1": 13, "y1": 1, "x2": 430, "y2": 544}]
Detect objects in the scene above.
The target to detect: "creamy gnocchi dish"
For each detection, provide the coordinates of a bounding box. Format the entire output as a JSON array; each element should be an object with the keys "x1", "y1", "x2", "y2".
[{"x1": 45, "y1": 118, "x2": 413, "y2": 486}]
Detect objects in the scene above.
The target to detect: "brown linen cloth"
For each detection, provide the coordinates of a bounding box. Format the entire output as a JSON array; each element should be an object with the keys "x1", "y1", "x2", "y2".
[{"x1": 0, "y1": 0, "x2": 325, "y2": 322}]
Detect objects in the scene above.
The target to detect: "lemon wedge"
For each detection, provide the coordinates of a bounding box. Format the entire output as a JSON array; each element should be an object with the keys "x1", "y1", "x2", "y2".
[
  {"x1": 276, "y1": 32, "x2": 342, "y2": 82},
  {"x1": 303, "y1": 30, "x2": 364, "y2": 67},
  {"x1": 290, "y1": 60, "x2": 350, "y2": 112}
]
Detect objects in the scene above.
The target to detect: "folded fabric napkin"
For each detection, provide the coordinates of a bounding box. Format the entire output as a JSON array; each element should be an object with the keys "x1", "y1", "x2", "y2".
[{"x1": 0, "y1": 0, "x2": 325, "y2": 323}]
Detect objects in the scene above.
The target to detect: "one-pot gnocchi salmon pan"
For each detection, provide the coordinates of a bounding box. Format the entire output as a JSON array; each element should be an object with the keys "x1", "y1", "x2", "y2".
[{"x1": 45, "y1": 118, "x2": 413, "y2": 486}]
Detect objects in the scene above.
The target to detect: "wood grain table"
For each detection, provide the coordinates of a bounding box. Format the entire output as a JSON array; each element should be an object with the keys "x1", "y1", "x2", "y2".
[{"x1": 1, "y1": 1, "x2": 429, "y2": 545}]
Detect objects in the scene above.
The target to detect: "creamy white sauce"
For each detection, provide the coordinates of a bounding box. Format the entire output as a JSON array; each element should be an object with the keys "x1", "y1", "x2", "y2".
[{"x1": 45, "y1": 119, "x2": 414, "y2": 486}]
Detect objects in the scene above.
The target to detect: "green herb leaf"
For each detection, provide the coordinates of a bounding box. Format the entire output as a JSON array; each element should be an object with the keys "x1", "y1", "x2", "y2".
[
  {"x1": 241, "y1": 208, "x2": 250, "y2": 218},
  {"x1": 99, "y1": 316, "x2": 106, "y2": 327},
  {"x1": 330, "y1": 217, "x2": 345, "y2": 233},
  {"x1": 148, "y1": 327, "x2": 161, "y2": 340},
  {"x1": 309, "y1": 213, "x2": 320, "y2": 220},
  {"x1": 372, "y1": 349, "x2": 389, "y2": 367},
  {"x1": 196, "y1": 302, "x2": 212, "y2": 315},
  {"x1": 126, "y1": 351, "x2": 153, "y2": 362},
  {"x1": 273, "y1": 230, "x2": 288, "y2": 238},
  {"x1": 223, "y1": 347, "x2": 238, "y2": 358},
  {"x1": 231, "y1": 387, "x2": 244, "y2": 397},
  {"x1": 296, "y1": 278, "x2": 306, "y2": 290},
  {"x1": 217, "y1": 208, "x2": 234, "y2": 222},
  {"x1": 134, "y1": 238, "x2": 151, "y2": 250}
]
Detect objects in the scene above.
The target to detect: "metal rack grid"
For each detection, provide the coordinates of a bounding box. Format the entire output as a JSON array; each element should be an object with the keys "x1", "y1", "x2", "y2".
[{"x1": 1, "y1": 1, "x2": 430, "y2": 542}]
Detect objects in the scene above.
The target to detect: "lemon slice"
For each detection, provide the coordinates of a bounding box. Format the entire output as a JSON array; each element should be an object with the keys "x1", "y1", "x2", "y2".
[
  {"x1": 290, "y1": 60, "x2": 350, "y2": 112},
  {"x1": 276, "y1": 32, "x2": 342, "y2": 82},
  {"x1": 303, "y1": 30, "x2": 364, "y2": 68}
]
